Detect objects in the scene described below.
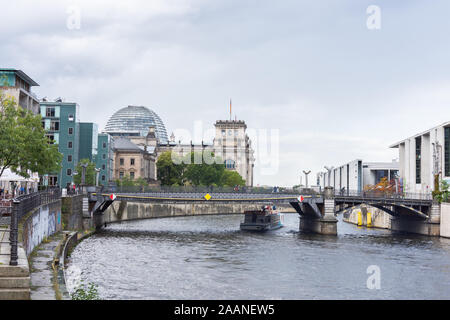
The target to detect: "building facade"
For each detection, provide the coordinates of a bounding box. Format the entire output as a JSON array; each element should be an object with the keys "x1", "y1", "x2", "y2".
[
  {"x1": 0, "y1": 68, "x2": 40, "y2": 114},
  {"x1": 40, "y1": 100, "x2": 80, "y2": 188},
  {"x1": 104, "y1": 106, "x2": 255, "y2": 186},
  {"x1": 212, "y1": 120, "x2": 254, "y2": 186},
  {"x1": 78, "y1": 122, "x2": 98, "y2": 162},
  {"x1": 390, "y1": 121, "x2": 450, "y2": 193},
  {"x1": 320, "y1": 159, "x2": 399, "y2": 192},
  {"x1": 96, "y1": 133, "x2": 114, "y2": 186},
  {"x1": 112, "y1": 138, "x2": 156, "y2": 182}
]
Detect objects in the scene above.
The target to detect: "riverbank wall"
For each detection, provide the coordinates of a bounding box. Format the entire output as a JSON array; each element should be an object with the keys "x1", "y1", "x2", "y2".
[
  {"x1": 342, "y1": 205, "x2": 391, "y2": 229},
  {"x1": 21, "y1": 200, "x2": 62, "y2": 256},
  {"x1": 441, "y1": 203, "x2": 450, "y2": 238}
]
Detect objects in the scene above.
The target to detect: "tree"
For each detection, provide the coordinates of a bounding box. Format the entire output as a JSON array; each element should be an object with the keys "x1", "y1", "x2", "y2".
[
  {"x1": 156, "y1": 151, "x2": 185, "y2": 186},
  {"x1": 433, "y1": 180, "x2": 449, "y2": 203},
  {"x1": 221, "y1": 170, "x2": 246, "y2": 187},
  {"x1": 0, "y1": 93, "x2": 62, "y2": 179},
  {"x1": 183, "y1": 152, "x2": 225, "y2": 186},
  {"x1": 115, "y1": 175, "x2": 135, "y2": 187},
  {"x1": 73, "y1": 159, "x2": 96, "y2": 185}
]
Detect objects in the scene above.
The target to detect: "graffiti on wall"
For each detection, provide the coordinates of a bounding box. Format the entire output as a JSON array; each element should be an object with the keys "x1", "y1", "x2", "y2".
[{"x1": 22, "y1": 203, "x2": 62, "y2": 255}]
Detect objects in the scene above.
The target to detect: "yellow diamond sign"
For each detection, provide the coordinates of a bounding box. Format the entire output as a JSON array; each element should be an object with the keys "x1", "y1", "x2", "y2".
[{"x1": 204, "y1": 193, "x2": 211, "y2": 200}]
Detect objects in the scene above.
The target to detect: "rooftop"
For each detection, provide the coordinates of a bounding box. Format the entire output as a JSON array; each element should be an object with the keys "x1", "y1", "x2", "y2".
[
  {"x1": 0, "y1": 68, "x2": 39, "y2": 87},
  {"x1": 390, "y1": 120, "x2": 450, "y2": 148}
]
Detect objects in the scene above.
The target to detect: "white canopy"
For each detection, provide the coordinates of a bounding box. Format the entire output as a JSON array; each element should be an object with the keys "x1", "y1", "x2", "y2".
[{"x1": 0, "y1": 168, "x2": 39, "y2": 182}]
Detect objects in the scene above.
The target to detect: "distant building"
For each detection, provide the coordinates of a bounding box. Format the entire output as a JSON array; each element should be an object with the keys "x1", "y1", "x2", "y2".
[
  {"x1": 390, "y1": 121, "x2": 450, "y2": 193},
  {"x1": 78, "y1": 122, "x2": 98, "y2": 162},
  {"x1": 40, "y1": 100, "x2": 80, "y2": 188},
  {"x1": 0, "y1": 68, "x2": 40, "y2": 114},
  {"x1": 39, "y1": 101, "x2": 112, "y2": 188},
  {"x1": 96, "y1": 133, "x2": 114, "y2": 186},
  {"x1": 213, "y1": 120, "x2": 254, "y2": 186},
  {"x1": 112, "y1": 138, "x2": 156, "y2": 182},
  {"x1": 104, "y1": 106, "x2": 255, "y2": 186},
  {"x1": 104, "y1": 105, "x2": 168, "y2": 142},
  {"x1": 320, "y1": 159, "x2": 399, "y2": 192}
]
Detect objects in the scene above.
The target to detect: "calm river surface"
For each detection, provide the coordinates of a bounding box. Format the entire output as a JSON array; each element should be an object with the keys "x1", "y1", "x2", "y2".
[{"x1": 67, "y1": 213, "x2": 450, "y2": 299}]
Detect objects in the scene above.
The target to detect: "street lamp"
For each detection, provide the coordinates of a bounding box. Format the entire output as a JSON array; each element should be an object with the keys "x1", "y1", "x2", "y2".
[
  {"x1": 303, "y1": 170, "x2": 311, "y2": 189},
  {"x1": 80, "y1": 163, "x2": 88, "y2": 193},
  {"x1": 95, "y1": 168, "x2": 101, "y2": 187},
  {"x1": 324, "y1": 166, "x2": 334, "y2": 187}
]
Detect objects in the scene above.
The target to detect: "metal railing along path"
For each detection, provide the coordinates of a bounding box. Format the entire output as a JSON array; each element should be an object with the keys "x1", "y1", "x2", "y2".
[{"x1": 9, "y1": 188, "x2": 61, "y2": 266}]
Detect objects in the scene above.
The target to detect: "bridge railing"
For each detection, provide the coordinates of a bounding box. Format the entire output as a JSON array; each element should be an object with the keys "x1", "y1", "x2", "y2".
[
  {"x1": 333, "y1": 189, "x2": 432, "y2": 201},
  {"x1": 9, "y1": 187, "x2": 61, "y2": 266},
  {"x1": 101, "y1": 185, "x2": 307, "y2": 195}
]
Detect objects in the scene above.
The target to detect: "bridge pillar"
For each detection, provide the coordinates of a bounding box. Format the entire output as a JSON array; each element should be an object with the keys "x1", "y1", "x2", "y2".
[
  {"x1": 299, "y1": 187, "x2": 338, "y2": 235},
  {"x1": 429, "y1": 201, "x2": 441, "y2": 224}
]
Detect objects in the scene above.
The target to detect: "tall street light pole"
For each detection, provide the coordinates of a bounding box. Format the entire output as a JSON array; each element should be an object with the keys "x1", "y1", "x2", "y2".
[
  {"x1": 95, "y1": 168, "x2": 101, "y2": 187},
  {"x1": 303, "y1": 170, "x2": 311, "y2": 189},
  {"x1": 324, "y1": 166, "x2": 334, "y2": 188}
]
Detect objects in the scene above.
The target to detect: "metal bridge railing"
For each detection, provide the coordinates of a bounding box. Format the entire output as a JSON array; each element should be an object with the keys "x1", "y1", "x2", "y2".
[
  {"x1": 333, "y1": 189, "x2": 433, "y2": 201},
  {"x1": 102, "y1": 185, "x2": 306, "y2": 195},
  {"x1": 9, "y1": 188, "x2": 61, "y2": 266}
]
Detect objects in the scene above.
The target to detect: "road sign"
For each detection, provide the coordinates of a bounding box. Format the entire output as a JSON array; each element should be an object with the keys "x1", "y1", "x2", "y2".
[
  {"x1": 109, "y1": 194, "x2": 117, "y2": 201},
  {"x1": 204, "y1": 193, "x2": 211, "y2": 200},
  {"x1": 298, "y1": 195, "x2": 304, "y2": 202}
]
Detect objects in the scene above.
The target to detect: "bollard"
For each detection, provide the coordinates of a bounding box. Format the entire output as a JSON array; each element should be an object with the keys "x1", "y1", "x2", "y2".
[
  {"x1": 357, "y1": 211, "x2": 362, "y2": 226},
  {"x1": 367, "y1": 212, "x2": 372, "y2": 228},
  {"x1": 9, "y1": 199, "x2": 20, "y2": 266}
]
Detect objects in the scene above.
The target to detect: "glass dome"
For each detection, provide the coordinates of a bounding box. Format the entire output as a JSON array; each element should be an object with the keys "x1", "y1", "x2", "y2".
[{"x1": 104, "y1": 106, "x2": 168, "y2": 143}]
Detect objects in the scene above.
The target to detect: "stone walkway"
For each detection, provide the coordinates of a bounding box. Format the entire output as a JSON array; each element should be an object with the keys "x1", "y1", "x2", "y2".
[{"x1": 29, "y1": 233, "x2": 66, "y2": 300}]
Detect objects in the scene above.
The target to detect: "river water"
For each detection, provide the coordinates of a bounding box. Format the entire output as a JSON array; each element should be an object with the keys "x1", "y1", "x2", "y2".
[{"x1": 66, "y1": 213, "x2": 450, "y2": 300}]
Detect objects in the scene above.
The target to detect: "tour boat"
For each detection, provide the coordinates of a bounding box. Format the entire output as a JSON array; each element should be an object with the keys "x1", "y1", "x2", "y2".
[{"x1": 240, "y1": 205, "x2": 284, "y2": 231}]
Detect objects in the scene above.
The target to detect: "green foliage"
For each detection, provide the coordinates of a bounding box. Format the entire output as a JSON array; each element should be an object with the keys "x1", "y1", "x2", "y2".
[
  {"x1": 434, "y1": 180, "x2": 449, "y2": 203},
  {"x1": 156, "y1": 151, "x2": 245, "y2": 187},
  {"x1": 0, "y1": 92, "x2": 62, "y2": 179},
  {"x1": 183, "y1": 152, "x2": 225, "y2": 186},
  {"x1": 134, "y1": 177, "x2": 147, "y2": 187},
  {"x1": 71, "y1": 281, "x2": 100, "y2": 300},
  {"x1": 156, "y1": 151, "x2": 186, "y2": 185},
  {"x1": 116, "y1": 175, "x2": 134, "y2": 187},
  {"x1": 221, "y1": 170, "x2": 245, "y2": 187},
  {"x1": 73, "y1": 159, "x2": 96, "y2": 185}
]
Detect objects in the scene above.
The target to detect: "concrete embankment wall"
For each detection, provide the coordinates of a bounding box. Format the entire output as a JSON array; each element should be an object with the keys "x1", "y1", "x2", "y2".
[
  {"x1": 102, "y1": 201, "x2": 294, "y2": 224},
  {"x1": 342, "y1": 205, "x2": 391, "y2": 229},
  {"x1": 21, "y1": 200, "x2": 62, "y2": 256},
  {"x1": 441, "y1": 203, "x2": 450, "y2": 238}
]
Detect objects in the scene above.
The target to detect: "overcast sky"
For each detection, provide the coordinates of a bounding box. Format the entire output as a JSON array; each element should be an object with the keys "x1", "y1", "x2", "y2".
[{"x1": 1, "y1": 0, "x2": 450, "y2": 186}]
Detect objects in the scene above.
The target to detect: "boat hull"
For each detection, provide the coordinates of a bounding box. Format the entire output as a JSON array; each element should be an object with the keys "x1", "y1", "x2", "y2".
[{"x1": 240, "y1": 214, "x2": 284, "y2": 231}]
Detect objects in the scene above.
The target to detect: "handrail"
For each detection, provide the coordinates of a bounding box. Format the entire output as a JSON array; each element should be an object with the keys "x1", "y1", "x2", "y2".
[{"x1": 9, "y1": 188, "x2": 61, "y2": 266}]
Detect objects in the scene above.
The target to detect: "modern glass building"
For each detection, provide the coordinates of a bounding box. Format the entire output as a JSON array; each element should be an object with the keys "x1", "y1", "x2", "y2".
[{"x1": 104, "y1": 105, "x2": 168, "y2": 143}]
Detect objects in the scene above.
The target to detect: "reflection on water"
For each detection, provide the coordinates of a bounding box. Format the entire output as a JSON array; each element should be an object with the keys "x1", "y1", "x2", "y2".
[{"x1": 67, "y1": 213, "x2": 450, "y2": 300}]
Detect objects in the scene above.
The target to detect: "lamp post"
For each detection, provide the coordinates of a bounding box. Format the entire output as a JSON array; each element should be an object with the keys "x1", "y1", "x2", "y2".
[
  {"x1": 324, "y1": 166, "x2": 334, "y2": 187},
  {"x1": 317, "y1": 172, "x2": 323, "y2": 192},
  {"x1": 80, "y1": 163, "x2": 88, "y2": 194},
  {"x1": 303, "y1": 170, "x2": 311, "y2": 189},
  {"x1": 95, "y1": 168, "x2": 101, "y2": 187}
]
